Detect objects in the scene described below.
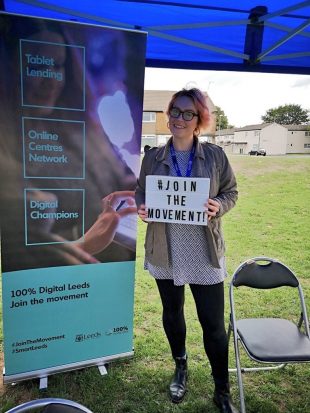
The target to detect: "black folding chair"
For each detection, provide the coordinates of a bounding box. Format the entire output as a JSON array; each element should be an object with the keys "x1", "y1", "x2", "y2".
[
  {"x1": 228, "y1": 257, "x2": 310, "y2": 413},
  {"x1": 5, "y1": 398, "x2": 93, "y2": 413}
]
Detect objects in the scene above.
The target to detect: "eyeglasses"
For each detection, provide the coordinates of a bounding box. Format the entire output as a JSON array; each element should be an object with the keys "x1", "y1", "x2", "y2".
[{"x1": 169, "y1": 107, "x2": 198, "y2": 121}]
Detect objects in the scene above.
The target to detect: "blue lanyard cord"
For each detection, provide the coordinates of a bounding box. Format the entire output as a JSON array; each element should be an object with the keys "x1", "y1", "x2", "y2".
[{"x1": 170, "y1": 141, "x2": 196, "y2": 177}]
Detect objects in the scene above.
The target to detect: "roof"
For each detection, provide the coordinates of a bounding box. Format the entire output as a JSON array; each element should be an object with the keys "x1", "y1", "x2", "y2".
[
  {"x1": 235, "y1": 123, "x2": 272, "y2": 131},
  {"x1": 284, "y1": 124, "x2": 310, "y2": 130},
  {"x1": 215, "y1": 128, "x2": 236, "y2": 136},
  {"x1": 143, "y1": 90, "x2": 217, "y2": 114},
  {"x1": 3, "y1": 1, "x2": 310, "y2": 74},
  {"x1": 232, "y1": 122, "x2": 309, "y2": 131}
]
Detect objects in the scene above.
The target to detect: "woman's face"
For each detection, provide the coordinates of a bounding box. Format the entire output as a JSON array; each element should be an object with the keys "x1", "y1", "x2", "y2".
[
  {"x1": 168, "y1": 95, "x2": 199, "y2": 141},
  {"x1": 23, "y1": 31, "x2": 66, "y2": 115}
]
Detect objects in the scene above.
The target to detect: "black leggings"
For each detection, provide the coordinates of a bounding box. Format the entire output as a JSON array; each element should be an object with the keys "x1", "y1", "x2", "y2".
[{"x1": 155, "y1": 279, "x2": 229, "y2": 385}]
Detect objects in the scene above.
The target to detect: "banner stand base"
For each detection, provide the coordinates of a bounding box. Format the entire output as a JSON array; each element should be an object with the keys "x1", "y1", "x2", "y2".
[
  {"x1": 3, "y1": 351, "x2": 134, "y2": 385},
  {"x1": 98, "y1": 364, "x2": 108, "y2": 376},
  {"x1": 39, "y1": 377, "x2": 48, "y2": 390}
]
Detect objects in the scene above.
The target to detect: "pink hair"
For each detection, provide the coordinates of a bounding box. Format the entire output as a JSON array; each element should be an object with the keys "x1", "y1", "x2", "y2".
[{"x1": 166, "y1": 88, "x2": 210, "y2": 135}]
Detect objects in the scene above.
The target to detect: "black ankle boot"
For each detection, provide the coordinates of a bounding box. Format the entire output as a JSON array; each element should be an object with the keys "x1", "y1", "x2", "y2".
[
  {"x1": 169, "y1": 355, "x2": 188, "y2": 403},
  {"x1": 213, "y1": 383, "x2": 239, "y2": 413}
]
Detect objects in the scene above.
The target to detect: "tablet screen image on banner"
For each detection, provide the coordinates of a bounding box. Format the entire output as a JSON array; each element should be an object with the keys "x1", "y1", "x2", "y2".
[
  {"x1": 114, "y1": 200, "x2": 138, "y2": 252},
  {"x1": 145, "y1": 176, "x2": 210, "y2": 225}
]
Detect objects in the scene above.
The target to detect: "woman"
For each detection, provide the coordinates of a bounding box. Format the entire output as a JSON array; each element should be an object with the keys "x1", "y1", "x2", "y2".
[{"x1": 135, "y1": 88, "x2": 239, "y2": 413}]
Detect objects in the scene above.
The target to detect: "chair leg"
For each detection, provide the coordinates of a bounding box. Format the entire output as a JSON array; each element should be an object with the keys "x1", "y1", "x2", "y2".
[
  {"x1": 229, "y1": 363, "x2": 287, "y2": 373},
  {"x1": 233, "y1": 337, "x2": 246, "y2": 413}
]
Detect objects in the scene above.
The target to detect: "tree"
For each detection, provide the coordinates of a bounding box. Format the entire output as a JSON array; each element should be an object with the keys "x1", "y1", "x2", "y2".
[
  {"x1": 215, "y1": 106, "x2": 230, "y2": 130},
  {"x1": 261, "y1": 104, "x2": 309, "y2": 125}
]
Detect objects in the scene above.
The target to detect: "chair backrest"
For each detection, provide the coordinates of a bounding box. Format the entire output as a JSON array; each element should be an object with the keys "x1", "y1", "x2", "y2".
[
  {"x1": 230, "y1": 257, "x2": 310, "y2": 339},
  {"x1": 5, "y1": 398, "x2": 93, "y2": 413},
  {"x1": 232, "y1": 257, "x2": 299, "y2": 289}
]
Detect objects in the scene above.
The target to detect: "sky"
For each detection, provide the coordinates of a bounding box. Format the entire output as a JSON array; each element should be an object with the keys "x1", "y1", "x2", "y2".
[{"x1": 144, "y1": 68, "x2": 310, "y2": 128}]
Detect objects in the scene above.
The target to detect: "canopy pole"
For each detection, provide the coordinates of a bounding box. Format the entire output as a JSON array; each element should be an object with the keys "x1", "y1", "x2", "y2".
[
  {"x1": 258, "y1": 19, "x2": 310, "y2": 61},
  {"x1": 258, "y1": 1, "x2": 310, "y2": 22},
  {"x1": 244, "y1": 6, "x2": 268, "y2": 66}
]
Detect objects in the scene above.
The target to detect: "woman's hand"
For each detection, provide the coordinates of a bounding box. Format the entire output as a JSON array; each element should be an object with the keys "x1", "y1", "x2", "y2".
[
  {"x1": 79, "y1": 191, "x2": 137, "y2": 255},
  {"x1": 138, "y1": 204, "x2": 148, "y2": 222},
  {"x1": 205, "y1": 198, "x2": 221, "y2": 221}
]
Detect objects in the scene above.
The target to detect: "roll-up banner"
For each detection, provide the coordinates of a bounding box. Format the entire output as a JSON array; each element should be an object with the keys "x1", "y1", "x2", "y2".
[{"x1": 0, "y1": 12, "x2": 146, "y2": 383}]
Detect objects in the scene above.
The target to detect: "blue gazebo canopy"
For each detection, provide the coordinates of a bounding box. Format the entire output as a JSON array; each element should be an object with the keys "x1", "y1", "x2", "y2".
[{"x1": 2, "y1": 0, "x2": 310, "y2": 74}]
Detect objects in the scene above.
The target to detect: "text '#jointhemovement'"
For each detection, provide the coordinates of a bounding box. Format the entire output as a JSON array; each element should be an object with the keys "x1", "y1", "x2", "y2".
[{"x1": 148, "y1": 208, "x2": 207, "y2": 223}]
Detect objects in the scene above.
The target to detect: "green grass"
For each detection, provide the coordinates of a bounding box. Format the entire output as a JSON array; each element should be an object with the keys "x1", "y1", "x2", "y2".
[{"x1": 1, "y1": 155, "x2": 310, "y2": 412}]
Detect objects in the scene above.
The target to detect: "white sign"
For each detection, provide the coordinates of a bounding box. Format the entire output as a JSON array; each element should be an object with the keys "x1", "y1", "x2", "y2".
[{"x1": 145, "y1": 175, "x2": 210, "y2": 225}]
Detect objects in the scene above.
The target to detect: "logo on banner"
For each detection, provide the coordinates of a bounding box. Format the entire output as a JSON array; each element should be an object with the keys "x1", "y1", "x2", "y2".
[
  {"x1": 75, "y1": 332, "x2": 101, "y2": 342},
  {"x1": 105, "y1": 326, "x2": 129, "y2": 336}
]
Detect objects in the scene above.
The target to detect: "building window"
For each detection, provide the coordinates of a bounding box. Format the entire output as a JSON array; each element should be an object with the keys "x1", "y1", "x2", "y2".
[
  {"x1": 304, "y1": 143, "x2": 310, "y2": 148},
  {"x1": 305, "y1": 131, "x2": 310, "y2": 136},
  {"x1": 143, "y1": 112, "x2": 156, "y2": 122}
]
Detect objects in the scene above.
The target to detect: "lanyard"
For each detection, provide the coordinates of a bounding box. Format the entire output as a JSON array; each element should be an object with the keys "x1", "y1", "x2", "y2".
[{"x1": 170, "y1": 141, "x2": 196, "y2": 177}]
